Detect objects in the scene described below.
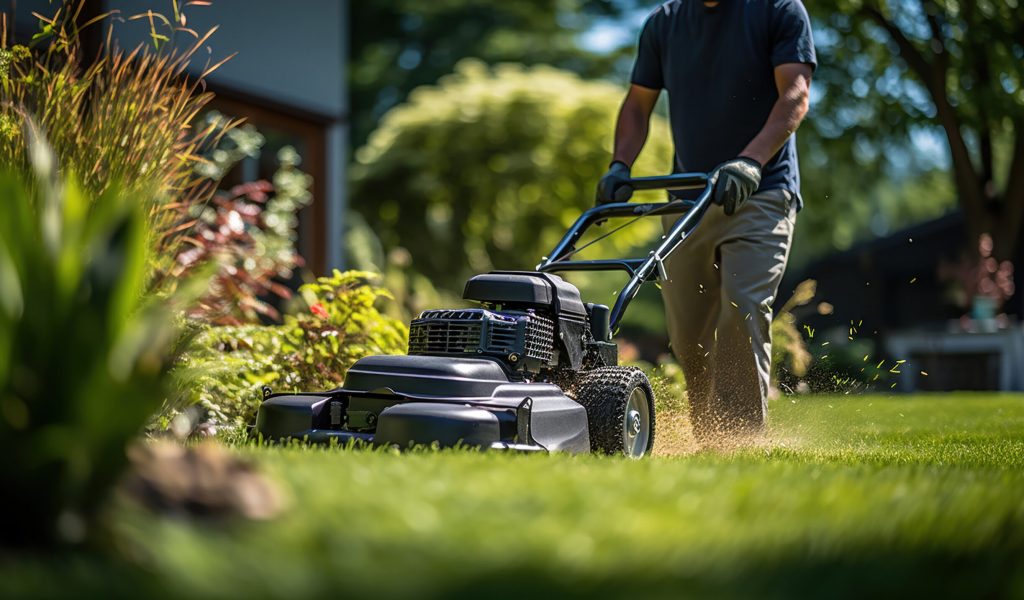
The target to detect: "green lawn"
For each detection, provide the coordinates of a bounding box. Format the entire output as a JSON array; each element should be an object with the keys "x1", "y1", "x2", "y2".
[{"x1": 7, "y1": 394, "x2": 1024, "y2": 598}]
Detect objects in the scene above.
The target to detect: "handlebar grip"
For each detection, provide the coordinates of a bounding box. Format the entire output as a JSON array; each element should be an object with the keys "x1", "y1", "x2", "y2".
[{"x1": 627, "y1": 172, "x2": 710, "y2": 192}]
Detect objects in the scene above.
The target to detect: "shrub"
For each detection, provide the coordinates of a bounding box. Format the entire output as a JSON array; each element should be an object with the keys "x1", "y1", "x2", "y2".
[
  {"x1": 173, "y1": 271, "x2": 409, "y2": 429},
  {"x1": 0, "y1": 137, "x2": 197, "y2": 548}
]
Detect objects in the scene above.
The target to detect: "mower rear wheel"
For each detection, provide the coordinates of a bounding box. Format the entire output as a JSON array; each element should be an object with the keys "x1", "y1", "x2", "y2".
[{"x1": 573, "y1": 367, "x2": 655, "y2": 458}]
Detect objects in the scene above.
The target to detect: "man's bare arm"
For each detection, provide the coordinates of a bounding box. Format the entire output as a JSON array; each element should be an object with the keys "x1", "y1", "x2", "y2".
[
  {"x1": 739, "y1": 63, "x2": 813, "y2": 167},
  {"x1": 612, "y1": 84, "x2": 661, "y2": 167}
]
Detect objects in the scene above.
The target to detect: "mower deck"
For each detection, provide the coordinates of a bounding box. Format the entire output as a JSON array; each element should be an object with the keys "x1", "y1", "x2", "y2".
[{"x1": 254, "y1": 355, "x2": 590, "y2": 453}]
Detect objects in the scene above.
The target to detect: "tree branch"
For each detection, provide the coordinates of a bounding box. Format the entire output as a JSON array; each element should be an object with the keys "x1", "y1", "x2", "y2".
[
  {"x1": 980, "y1": 127, "x2": 995, "y2": 191},
  {"x1": 860, "y1": 5, "x2": 932, "y2": 84},
  {"x1": 962, "y1": 1, "x2": 995, "y2": 190},
  {"x1": 922, "y1": 0, "x2": 949, "y2": 70},
  {"x1": 862, "y1": 1, "x2": 985, "y2": 222}
]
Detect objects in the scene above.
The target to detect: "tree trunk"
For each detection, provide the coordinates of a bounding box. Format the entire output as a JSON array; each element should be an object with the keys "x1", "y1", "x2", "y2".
[{"x1": 995, "y1": 121, "x2": 1024, "y2": 261}]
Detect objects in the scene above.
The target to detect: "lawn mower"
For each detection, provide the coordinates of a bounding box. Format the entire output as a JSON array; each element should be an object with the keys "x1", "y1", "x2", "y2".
[{"x1": 253, "y1": 171, "x2": 716, "y2": 458}]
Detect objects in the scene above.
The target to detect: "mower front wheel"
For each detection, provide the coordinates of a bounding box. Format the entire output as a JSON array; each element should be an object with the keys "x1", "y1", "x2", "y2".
[{"x1": 573, "y1": 367, "x2": 655, "y2": 458}]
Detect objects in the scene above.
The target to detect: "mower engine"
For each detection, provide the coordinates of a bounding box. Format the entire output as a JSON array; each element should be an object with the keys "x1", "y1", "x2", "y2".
[
  {"x1": 408, "y1": 308, "x2": 557, "y2": 372},
  {"x1": 408, "y1": 271, "x2": 617, "y2": 378}
]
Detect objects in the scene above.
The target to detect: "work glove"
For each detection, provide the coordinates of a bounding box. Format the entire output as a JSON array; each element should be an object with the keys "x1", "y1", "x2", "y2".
[
  {"x1": 712, "y1": 157, "x2": 762, "y2": 216},
  {"x1": 595, "y1": 161, "x2": 633, "y2": 205}
]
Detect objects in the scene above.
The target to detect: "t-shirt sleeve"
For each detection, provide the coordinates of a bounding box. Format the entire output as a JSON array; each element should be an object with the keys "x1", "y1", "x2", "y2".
[
  {"x1": 630, "y1": 14, "x2": 664, "y2": 90},
  {"x1": 771, "y1": 0, "x2": 817, "y2": 71}
]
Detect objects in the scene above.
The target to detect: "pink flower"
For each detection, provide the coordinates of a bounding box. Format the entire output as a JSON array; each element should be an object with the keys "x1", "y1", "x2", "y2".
[{"x1": 310, "y1": 303, "x2": 329, "y2": 319}]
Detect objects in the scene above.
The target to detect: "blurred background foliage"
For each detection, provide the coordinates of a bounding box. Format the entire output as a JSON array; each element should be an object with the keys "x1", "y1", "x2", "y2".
[
  {"x1": 350, "y1": 0, "x2": 637, "y2": 148},
  {"x1": 349, "y1": 60, "x2": 673, "y2": 318},
  {"x1": 804, "y1": 0, "x2": 1024, "y2": 261},
  {"x1": 349, "y1": 0, "x2": 1024, "y2": 270}
]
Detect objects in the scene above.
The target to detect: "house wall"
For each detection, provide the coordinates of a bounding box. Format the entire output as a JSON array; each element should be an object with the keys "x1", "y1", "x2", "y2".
[{"x1": 103, "y1": 0, "x2": 346, "y2": 121}]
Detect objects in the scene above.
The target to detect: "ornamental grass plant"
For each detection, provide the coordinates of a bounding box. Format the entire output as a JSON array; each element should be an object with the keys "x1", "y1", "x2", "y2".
[
  {"x1": 0, "y1": 0, "x2": 234, "y2": 281},
  {"x1": 0, "y1": 1, "x2": 228, "y2": 548}
]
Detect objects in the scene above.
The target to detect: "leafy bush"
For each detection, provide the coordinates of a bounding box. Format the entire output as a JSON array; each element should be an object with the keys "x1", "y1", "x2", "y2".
[
  {"x1": 174, "y1": 271, "x2": 409, "y2": 429},
  {"x1": 351, "y1": 60, "x2": 674, "y2": 297},
  {"x1": 0, "y1": 139, "x2": 196, "y2": 548}
]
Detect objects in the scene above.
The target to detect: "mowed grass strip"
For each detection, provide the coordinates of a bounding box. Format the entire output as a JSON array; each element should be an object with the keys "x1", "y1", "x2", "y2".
[{"x1": 88, "y1": 393, "x2": 1024, "y2": 599}]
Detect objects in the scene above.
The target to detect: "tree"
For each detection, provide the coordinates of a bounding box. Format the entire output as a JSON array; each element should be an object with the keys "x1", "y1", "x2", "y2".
[
  {"x1": 351, "y1": 60, "x2": 673, "y2": 295},
  {"x1": 349, "y1": 0, "x2": 639, "y2": 147},
  {"x1": 808, "y1": 1, "x2": 1024, "y2": 260}
]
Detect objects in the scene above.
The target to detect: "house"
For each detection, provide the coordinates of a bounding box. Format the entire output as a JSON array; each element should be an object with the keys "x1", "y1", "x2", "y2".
[{"x1": 4, "y1": 0, "x2": 349, "y2": 274}]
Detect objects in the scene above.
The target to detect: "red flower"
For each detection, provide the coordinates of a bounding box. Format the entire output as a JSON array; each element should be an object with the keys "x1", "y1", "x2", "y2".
[{"x1": 310, "y1": 303, "x2": 329, "y2": 319}]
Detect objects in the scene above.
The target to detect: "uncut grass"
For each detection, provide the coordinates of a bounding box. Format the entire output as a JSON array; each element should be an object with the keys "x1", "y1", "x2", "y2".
[{"x1": 3, "y1": 393, "x2": 1014, "y2": 598}]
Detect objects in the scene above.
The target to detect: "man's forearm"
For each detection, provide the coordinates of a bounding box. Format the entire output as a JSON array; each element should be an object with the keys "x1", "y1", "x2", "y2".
[
  {"x1": 740, "y1": 80, "x2": 810, "y2": 167},
  {"x1": 612, "y1": 102, "x2": 652, "y2": 167}
]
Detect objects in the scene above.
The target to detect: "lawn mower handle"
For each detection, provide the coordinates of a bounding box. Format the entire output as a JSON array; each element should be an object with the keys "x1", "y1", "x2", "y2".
[{"x1": 536, "y1": 171, "x2": 716, "y2": 331}]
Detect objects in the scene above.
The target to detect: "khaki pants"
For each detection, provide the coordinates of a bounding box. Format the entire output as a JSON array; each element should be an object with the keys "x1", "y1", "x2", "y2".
[{"x1": 660, "y1": 189, "x2": 796, "y2": 444}]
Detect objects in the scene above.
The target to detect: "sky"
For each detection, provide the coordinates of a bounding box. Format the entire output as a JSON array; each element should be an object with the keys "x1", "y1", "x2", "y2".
[{"x1": 579, "y1": 10, "x2": 648, "y2": 53}]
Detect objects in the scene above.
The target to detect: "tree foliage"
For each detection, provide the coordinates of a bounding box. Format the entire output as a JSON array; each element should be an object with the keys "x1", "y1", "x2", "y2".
[
  {"x1": 351, "y1": 60, "x2": 673, "y2": 295},
  {"x1": 350, "y1": 0, "x2": 639, "y2": 147},
  {"x1": 805, "y1": 0, "x2": 1024, "y2": 260}
]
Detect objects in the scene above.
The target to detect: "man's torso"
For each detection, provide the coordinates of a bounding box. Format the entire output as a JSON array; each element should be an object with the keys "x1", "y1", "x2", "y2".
[{"x1": 637, "y1": 0, "x2": 812, "y2": 201}]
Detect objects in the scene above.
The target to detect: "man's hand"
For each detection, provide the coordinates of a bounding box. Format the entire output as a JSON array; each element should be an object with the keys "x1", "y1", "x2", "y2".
[
  {"x1": 712, "y1": 157, "x2": 762, "y2": 216},
  {"x1": 596, "y1": 161, "x2": 633, "y2": 205}
]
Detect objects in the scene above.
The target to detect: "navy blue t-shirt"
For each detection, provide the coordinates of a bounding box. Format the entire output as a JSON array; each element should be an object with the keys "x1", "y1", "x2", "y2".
[{"x1": 631, "y1": 0, "x2": 816, "y2": 203}]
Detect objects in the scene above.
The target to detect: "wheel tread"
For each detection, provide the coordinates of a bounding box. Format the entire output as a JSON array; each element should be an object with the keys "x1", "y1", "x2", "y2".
[{"x1": 571, "y1": 367, "x2": 655, "y2": 457}]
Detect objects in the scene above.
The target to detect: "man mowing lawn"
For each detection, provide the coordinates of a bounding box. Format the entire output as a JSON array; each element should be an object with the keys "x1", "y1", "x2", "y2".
[{"x1": 597, "y1": 0, "x2": 816, "y2": 446}]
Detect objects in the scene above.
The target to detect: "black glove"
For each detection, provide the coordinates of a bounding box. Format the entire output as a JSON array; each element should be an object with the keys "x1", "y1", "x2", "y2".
[
  {"x1": 595, "y1": 161, "x2": 633, "y2": 205},
  {"x1": 712, "y1": 157, "x2": 762, "y2": 216}
]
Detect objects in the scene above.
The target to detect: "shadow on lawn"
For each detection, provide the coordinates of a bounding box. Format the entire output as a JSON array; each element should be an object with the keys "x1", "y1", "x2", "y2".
[
  {"x1": 438, "y1": 545, "x2": 1024, "y2": 599},
  {"x1": 4, "y1": 538, "x2": 1023, "y2": 598}
]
